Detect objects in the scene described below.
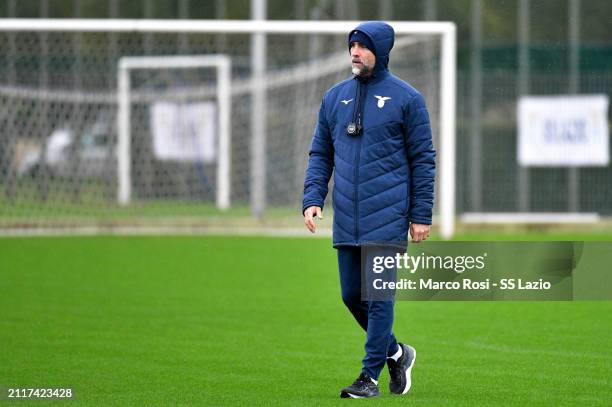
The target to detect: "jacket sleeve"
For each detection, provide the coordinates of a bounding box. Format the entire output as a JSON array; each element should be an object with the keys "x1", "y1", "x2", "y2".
[
  {"x1": 302, "y1": 98, "x2": 334, "y2": 215},
  {"x1": 403, "y1": 92, "x2": 436, "y2": 225}
]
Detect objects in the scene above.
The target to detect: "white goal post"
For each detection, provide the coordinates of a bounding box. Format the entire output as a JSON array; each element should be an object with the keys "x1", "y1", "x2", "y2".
[
  {"x1": 117, "y1": 55, "x2": 231, "y2": 210},
  {"x1": 0, "y1": 19, "x2": 456, "y2": 239}
]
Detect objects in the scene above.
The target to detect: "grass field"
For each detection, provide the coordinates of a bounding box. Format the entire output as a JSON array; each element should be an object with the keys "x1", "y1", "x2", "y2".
[{"x1": 1, "y1": 235, "x2": 611, "y2": 406}]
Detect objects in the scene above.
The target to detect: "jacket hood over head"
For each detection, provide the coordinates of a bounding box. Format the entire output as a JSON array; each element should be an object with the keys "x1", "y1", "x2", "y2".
[{"x1": 348, "y1": 21, "x2": 395, "y2": 74}]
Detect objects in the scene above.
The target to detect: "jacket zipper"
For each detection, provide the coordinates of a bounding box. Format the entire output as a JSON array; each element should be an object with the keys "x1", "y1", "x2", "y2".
[{"x1": 353, "y1": 79, "x2": 367, "y2": 244}]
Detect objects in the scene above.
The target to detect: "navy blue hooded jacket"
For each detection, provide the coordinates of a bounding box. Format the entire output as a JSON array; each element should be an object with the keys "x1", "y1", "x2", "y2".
[{"x1": 303, "y1": 21, "x2": 436, "y2": 247}]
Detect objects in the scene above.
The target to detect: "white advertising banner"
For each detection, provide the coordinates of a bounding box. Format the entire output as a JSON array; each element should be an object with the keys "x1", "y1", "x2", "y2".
[
  {"x1": 518, "y1": 95, "x2": 609, "y2": 167},
  {"x1": 151, "y1": 101, "x2": 217, "y2": 162}
]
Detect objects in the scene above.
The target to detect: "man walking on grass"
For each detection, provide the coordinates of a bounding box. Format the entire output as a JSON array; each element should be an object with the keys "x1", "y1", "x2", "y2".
[{"x1": 302, "y1": 21, "x2": 436, "y2": 398}]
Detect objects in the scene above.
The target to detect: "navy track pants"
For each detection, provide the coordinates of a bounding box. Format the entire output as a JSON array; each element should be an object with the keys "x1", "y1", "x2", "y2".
[{"x1": 337, "y1": 246, "x2": 400, "y2": 380}]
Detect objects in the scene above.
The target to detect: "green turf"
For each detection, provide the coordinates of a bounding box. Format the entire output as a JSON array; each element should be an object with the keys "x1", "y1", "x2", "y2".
[
  {"x1": 0, "y1": 182, "x2": 300, "y2": 224},
  {"x1": 1, "y1": 236, "x2": 611, "y2": 406}
]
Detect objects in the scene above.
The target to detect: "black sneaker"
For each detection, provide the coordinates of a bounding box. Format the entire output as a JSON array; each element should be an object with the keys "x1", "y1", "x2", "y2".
[
  {"x1": 340, "y1": 373, "x2": 380, "y2": 398},
  {"x1": 388, "y1": 343, "x2": 416, "y2": 395}
]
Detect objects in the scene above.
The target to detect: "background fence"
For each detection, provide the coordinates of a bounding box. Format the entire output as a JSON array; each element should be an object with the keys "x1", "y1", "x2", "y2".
[{"x1": 0, "y1": 0, "x2": 610, "y2": 234}]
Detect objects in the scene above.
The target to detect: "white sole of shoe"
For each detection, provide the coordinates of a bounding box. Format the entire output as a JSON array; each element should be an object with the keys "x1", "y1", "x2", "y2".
[
  {"x1": 401, "y1": 346, "x2": 417, "y2": 395},
  {"x1": 340, "y1": 391, "x2": 366, "y2": 399}
]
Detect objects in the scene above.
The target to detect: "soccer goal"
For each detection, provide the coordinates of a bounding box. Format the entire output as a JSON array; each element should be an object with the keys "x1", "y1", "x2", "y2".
[
  {"x1": 0, "y1": 19, "x2": 456, "y2": 237},
  {"x1": 117, "y1": 55, "x2": 231, "y2": 210}
]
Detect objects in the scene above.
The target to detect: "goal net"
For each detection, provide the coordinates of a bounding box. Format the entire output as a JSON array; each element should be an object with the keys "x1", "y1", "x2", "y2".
[{"x1": 0, "y1": 20, "x2": 455, "y2": 235}]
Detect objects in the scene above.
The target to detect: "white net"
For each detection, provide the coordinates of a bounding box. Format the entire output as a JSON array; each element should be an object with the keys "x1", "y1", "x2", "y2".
[{"x1": 0, "y1": 26, "x2": 441, "y2": 230}]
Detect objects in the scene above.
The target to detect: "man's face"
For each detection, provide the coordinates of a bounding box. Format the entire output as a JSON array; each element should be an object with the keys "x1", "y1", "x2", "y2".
[{"x1": 350, "y1": 42, "x2": 376, "y2": 77}]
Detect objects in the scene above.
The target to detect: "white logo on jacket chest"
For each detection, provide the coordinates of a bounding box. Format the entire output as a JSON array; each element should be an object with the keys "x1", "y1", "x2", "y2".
[
  {"x1": 340, "y1": 98, "x2": 353, "y2": 105},
  {"x1": 374, "y1": 95, "x2": 391, "y2": 108}
]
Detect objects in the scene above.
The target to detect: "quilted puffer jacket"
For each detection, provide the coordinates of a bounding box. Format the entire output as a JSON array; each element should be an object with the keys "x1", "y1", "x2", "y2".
[{"x1": 302, "y1": 21, "x2": 436, "y2": 247}]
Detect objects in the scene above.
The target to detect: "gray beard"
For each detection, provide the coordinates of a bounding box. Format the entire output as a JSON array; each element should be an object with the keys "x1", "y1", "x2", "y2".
[{"x1": 352, "y1": 64, "x2": 374, "y2": 77}]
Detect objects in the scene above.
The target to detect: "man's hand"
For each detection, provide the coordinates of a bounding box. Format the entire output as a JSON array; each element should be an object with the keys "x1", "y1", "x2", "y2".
[
  {"x1": 303, "y1": 206, "x2": 323, "y2": 233},
  {"x1": 410, "y1": 223, "x2": 430, "y2": 242}
]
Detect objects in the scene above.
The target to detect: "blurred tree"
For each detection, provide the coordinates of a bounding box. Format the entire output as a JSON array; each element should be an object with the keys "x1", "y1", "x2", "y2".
[
  {"x1": 0, "y1": 0, "x2": 610, "y2": 44},
  {"x1": 0, "y1": 0, "x2": 609, "y2": 70}
]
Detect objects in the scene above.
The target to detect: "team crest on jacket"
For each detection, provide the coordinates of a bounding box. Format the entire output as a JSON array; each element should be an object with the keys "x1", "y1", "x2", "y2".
[{"x1": 374, "y1": 95, "x2": 391, "y2": 108}]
